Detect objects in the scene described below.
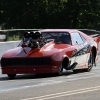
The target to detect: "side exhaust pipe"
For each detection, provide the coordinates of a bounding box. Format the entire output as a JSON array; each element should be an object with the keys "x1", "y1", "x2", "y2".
[{"x1": 65, "y1": 62, "x2": 78, "y2": 70}]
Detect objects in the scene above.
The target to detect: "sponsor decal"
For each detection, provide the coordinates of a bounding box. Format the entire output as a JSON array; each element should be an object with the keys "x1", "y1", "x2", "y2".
[{"x1": 71, "y1": 40, "x2": 94, "y2": 57}]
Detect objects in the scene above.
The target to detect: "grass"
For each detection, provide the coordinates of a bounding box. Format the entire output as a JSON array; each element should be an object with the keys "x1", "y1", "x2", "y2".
[{"x1": 8, "y1": 35, "x2": 21, "y2": 41}]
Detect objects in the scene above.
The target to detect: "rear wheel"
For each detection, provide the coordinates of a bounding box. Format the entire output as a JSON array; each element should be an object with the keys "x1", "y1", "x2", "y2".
[
  {"x1": 86, "y1": 50, "x2": 94, "y2": 72},
  {"x1": 7, "y1": 74, "x2": 16, "y2": 79}
]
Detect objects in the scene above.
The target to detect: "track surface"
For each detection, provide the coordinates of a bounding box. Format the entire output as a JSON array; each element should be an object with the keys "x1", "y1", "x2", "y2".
[{"x1": 0, "y1": 56, "x2": 100, "y2": 100}]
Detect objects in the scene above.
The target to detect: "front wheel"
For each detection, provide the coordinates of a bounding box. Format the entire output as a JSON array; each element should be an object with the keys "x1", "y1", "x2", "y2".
[
  {"x1": 7, "y1": 74, "x2": 16, "y2": 79},
  {"x1": 54, "y1": 63, "x2": 63, "y2": 76},
  {"x1": 58, "y1": 63, "x2": 63, "y2": 75}
]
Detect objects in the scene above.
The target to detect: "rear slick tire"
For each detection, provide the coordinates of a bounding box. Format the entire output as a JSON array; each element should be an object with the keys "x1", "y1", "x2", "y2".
[
  {"x1": 86, "y1": 50, "x2": 94, "y2": 72},
  {"x1": 7, "y1": 74, "x2": 16, "y2": 79}
]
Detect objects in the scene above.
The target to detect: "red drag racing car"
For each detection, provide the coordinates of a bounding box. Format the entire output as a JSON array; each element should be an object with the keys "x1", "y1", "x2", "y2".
[{"x1": 0, "y1": 29, "x2": 98, "y2": 78}]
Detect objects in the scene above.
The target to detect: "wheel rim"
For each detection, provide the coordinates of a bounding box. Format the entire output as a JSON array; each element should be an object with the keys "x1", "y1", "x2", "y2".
[{"x1": 59, "y1": 64, "x2": 63, "y2": 74}]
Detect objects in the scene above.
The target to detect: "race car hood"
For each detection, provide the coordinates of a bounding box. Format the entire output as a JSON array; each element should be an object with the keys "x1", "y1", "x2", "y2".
[
  {"x1": 2, "y1": 47, "x2": 31, "y2": 57},
  {"x1": 27, "y1": 43, "x2": 71, "y2": 57},
  {"x1": 2, "y1": 41, "x2": 71, "y2": 58}
]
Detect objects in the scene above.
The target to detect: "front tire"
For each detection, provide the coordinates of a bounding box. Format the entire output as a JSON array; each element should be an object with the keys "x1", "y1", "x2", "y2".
[
  {"x1": 58, "y1": 63, "x2": 63, "y2": 75},
  {"x1": 7, "y1": 74, "x2": 16, "y2": 79},
  {"x1": 54, "y1": 63, "x2": 63, "y2": 76}
]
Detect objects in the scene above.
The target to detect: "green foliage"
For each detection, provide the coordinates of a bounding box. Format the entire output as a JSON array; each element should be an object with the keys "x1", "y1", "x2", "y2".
[{"x1": 0, "y1": 0, "x2": 100, "y2": 29}]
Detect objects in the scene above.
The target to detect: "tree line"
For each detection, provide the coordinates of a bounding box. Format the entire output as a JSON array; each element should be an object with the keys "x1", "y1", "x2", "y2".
[{"x1": 0, "y1": 0, "x2": 100, "y2": 30}]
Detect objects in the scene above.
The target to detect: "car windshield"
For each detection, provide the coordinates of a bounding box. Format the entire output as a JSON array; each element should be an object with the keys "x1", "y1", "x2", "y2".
[
  {"x1": 18, "y1": 32, "x2": 71, "y2": 47},
  {"x1": 42, "y1": 32, "x2": 71, "y2": 44}
]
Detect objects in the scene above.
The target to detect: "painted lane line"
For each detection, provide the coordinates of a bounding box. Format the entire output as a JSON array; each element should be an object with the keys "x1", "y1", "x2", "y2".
[
  {"x1": 36, "y1": 88, "x2": 100, "y2": 100},
  {"x1": 1, "y1": 74, "x2": 100, "y2": 93},
  {"x1": 21, "y1": 86, "x2": 100, "y2": 100},
  {"x1": 0, "y1": 69, "x2": 100, "y2": 93},
  {"x1": 0, "y1": 80, "x2": 63, "y2": 93}
]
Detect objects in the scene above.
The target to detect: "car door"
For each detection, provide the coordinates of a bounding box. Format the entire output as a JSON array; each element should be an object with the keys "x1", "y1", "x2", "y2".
[{"x1": 71, "y1": 32, "x2": 87, "y2": 65}]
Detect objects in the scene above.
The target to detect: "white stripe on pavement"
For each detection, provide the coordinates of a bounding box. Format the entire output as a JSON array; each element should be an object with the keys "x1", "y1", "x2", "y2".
[{"x1": 21, "y1": 86, "x2": 100, "y2": 100}]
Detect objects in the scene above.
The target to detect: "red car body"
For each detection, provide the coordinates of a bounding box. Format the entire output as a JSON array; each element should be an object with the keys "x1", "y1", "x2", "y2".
[{"x1": 0, "y1": 29, "x2": 99, "y2": 78}]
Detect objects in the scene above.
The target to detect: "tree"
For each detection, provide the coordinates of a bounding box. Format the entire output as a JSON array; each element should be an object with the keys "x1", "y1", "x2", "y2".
[{"x1": 0, "y1": 0, "x2": 100, "y2": 29}]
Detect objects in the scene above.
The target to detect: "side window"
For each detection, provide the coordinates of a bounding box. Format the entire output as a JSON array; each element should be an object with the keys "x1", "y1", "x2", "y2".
[
  {"x1": 71, "y1": 32, "x2": 84, "y2": 45},
  {"x1": 80, "y1": 34, "x2": 86, "y2": 42}
]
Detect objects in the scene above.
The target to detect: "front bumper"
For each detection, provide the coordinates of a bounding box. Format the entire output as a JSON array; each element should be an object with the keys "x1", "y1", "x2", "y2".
[{"x1": 1, "y1": 65, "x2": 59, "y2": 74}]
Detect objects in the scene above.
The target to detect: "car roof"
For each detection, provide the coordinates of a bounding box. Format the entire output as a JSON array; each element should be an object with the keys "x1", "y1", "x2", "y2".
[{"x1": 40, "y1": 29, "x2": 79, "y2": 33}]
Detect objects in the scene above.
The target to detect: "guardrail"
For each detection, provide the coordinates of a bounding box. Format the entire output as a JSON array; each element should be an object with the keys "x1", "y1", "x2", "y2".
[
  {"x1": 0, "y1": 29, "x2": 40, "y2": 41},
  {"x1": 0, "y1": 41, "x2": 20, "y2": 58}
]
